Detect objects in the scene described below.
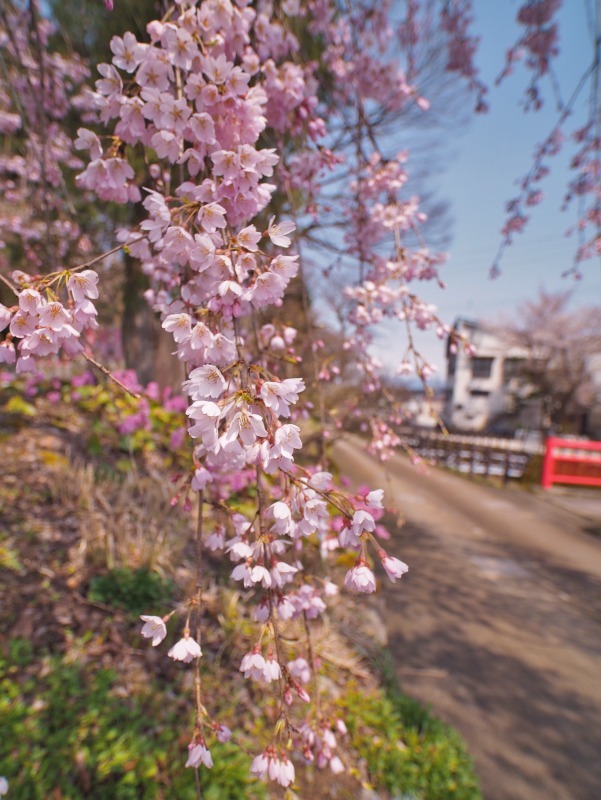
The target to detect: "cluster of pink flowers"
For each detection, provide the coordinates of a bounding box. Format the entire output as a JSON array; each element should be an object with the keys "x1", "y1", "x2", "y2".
[
  {"x1": 496, "y1": 0, "x2": 562, "y2": 110},
  {"x1": 491, "y1": 2, "x2": 601, "y2": 277},
  {"x1": 440, "y1": 0, "x2": 488, "y2": 112},
  {"x1": 62, "y1": 1, "x2": 424, "y2": 784},
  {"x1": 298, "y1": 717, "x2": 347, "y2": 773},
  {"x1": 250, "y1": 747, "x2": 295, "y2": 788},
  {"x1": 0, "y1": 271, "x2": 99, "y2": 370}
]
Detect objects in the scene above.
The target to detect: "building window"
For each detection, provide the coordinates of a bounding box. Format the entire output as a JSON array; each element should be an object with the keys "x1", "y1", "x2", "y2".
[
  {"x1": 503, "y1": 357, "x2": 524, "y2": 382},
  {"x1": 471, "y1": 357, "x2": 494, "y2": 379},
  {"x1": 470, "y1": 389, "x2": 490, "y2": 397}
]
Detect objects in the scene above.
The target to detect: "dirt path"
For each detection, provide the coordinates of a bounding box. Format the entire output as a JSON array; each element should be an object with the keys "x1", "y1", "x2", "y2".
[{"x1": 332, "y1": 437, "x2": 601, "y2": 800}]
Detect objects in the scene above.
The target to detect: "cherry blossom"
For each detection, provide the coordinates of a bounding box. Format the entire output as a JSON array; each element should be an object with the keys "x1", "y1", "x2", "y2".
[
  {"x1": 140, "y1": 615, "x2": 168, "y2": 646},
  {"x1": 344, "y1": 561, "x2": 377, "y2": 594},
  {"x1": 381, "y1": 555, "x2": 409, "y2": 583},
  {"x1": 186, "y1": 741, "x2": 213, "y2": 769},
  {"x1": 168, "y1": 634, "x2": 202, "y2": 663}
]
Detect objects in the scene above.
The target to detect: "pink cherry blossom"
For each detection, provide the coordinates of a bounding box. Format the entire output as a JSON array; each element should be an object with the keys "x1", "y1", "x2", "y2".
[
  {"x1": 215, "y1": 725, "x2": 232, "y2": 743},
  {"x1": 184, "y1": 365, "x2": 227, "y2": 400},
  {"x1": 140, "y1": 615, "x2": 167, "y2": 646},
  {"x1": 186, "y1": 742, "x2": 213, "y2": 769},
  {"x1": 267, "y1": 217, "x2": 296, "y2": 248},
  {"x1": 240, "y1": 647, "x2": 266, "y2": 680},
  {"x1": 381, "y1": 555, "x2": 409, "y2": 582},
  {"x1": 344, "y1": 561, "x2": 377, "y2": 594},
  {"x1": 168, "y1": 634, "x2": 202, "y2": 662}
]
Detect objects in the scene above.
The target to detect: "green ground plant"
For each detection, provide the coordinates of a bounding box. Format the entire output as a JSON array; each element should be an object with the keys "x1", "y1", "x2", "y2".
[
  {"x1": 339, "y1": 687, "x2": 482, "y2": 800},
  {"x1": 88, "y1": 568, "x2": 175, "y2": 614},
  {"x1": 0, "y1": 649, "x2": 266, "y2": 800}
]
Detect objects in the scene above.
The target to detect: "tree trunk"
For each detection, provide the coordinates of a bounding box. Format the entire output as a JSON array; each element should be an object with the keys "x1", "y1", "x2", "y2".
[{"x1": 121, "y1": 257, "x2": 184, "y2": 391}]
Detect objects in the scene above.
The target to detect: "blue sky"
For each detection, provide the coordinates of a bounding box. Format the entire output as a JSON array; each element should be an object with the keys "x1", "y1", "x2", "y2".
[{"x1": 376, "y1": 0, "x2": 601, "y2": 376}]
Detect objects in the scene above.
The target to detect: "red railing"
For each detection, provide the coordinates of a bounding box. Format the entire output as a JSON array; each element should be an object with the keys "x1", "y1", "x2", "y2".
[{"x1": 541, "y1": 437, "x2": 601, "y2": 489}]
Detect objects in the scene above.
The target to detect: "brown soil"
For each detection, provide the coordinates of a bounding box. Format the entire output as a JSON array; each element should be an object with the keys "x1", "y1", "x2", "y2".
[{"x1": 333, "y1": 436, "x2": 601, "y2": 800}]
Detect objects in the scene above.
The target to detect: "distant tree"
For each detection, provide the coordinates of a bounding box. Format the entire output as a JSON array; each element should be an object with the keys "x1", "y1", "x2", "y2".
[{"x1": 499, "y1": 290, "x2": 601, "y2": 433}]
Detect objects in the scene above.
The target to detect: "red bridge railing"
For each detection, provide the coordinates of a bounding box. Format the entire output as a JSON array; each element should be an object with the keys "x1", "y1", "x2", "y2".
[{"x1": 541, "y1": 437, "x2": 601, "y2": 489}]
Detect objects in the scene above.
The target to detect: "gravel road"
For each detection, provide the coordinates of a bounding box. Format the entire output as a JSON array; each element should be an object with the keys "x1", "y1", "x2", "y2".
[{"x1": 332, "y1": 436, "x2": 601, "y2": 800}]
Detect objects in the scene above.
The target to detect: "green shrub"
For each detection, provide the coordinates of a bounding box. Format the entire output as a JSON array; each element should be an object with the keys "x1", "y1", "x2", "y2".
[
  {"x1": 0, "y1": 651, "x2": 265, "y2": 800},
  {"x1": 88, "y1": 568, "x2": 175, "y2": 614}
]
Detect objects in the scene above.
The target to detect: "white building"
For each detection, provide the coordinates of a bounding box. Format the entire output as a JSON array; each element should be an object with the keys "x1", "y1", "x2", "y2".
[
  {"x1": 443, "y1": 318, "x2": 540, "y2": 434},
  {"x1": 404, "y1": 393, "x2": 445, "y2": 429},
  {"x1": 585, "y1": 353, "x2": 601, "y2": 438}
]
